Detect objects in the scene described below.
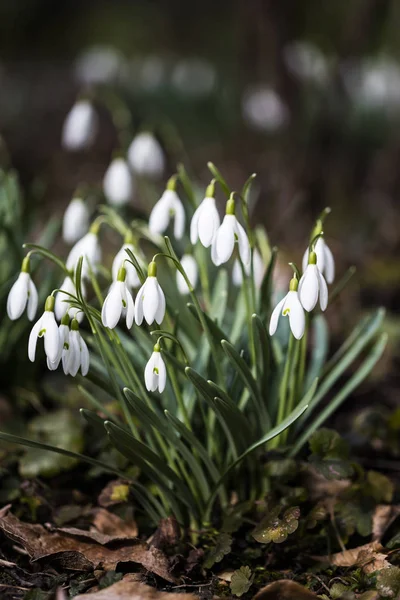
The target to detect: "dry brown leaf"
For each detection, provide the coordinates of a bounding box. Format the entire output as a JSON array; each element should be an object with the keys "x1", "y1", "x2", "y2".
[
  {"x1": 149, "y1": 517, "x2": 180, "y2": 550},
  {"x1": 317, "y1": 541, "x2": 391, "y2": 573},
  {"x1": 74, "y1": 573, "x2": 196, "y2": 599},
  {"x1": 305, "y1": 467, "x2": 351, "y2": 502},
  {"x1": 253, "y1": 580, "x2": 318, "y2": 599},
  {"x1": 372, "y1": 504, "x2": 400, "y2": 541},
  {"x1": 98, "y1": 480, "x2": 130, "y2": 507},
  {"x1": 0, "y1": 508, "x2": 176, "y2": 582}
]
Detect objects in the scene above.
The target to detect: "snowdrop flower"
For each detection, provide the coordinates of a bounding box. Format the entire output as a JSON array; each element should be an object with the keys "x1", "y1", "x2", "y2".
[
  {"x1": 135, "y1": 261, "x2": 165, "y2": 326},
  {"x1": 54, "y1": 276, "x2": 85, "y2": 323},
  {"x1": 232, "y1": 248, "x2": 265, "y2": 288},
  {"x1": 127, "y1": 132, "x2": 165, "y2": 178},
  {"x1": 66, "y1": 227, "x2": 101, "y2": 279},
  {"x1": 103, "y1": 157, "x2": 133, "y2": 207},
  {"x1": 149, "y1": 176, "x2": 185, "y2": 239},
  {"x1": 269, "y1": 276, "x2": 305, "y2": 340},
  {"x1": 62, "y1": 318, "x2": 90, "y2": 377},
  {"x1": 61, "y1": 99, "x2": 97, "y2": 151},
  {"x1": 47, "y1": 313, "x2": 70, "y2": 371},
  {"x1": 112, "y1": 242, "x2": 142, "y2": 289},
  {"x1": 145, "y1": 343, "x2": 166, "y2": 393},
  {"x1": 7, "y1": 256, "x2": 38, "y2": 321},
  {"x1": 28, "y1": 296, "x2": 60, "y2": 364},
  {"x1": 211, "y1": 196, "x2": 250, "y2": 267},
  {"x1": 190, "y1": 180, "x2": 220, "y2": 247},
  {"x1": 302, "y1": 236, "x2": 335, "y2": 284},
  {"x1": 101, "y1": 267, "x2": 135, "y2": 329},
  {"x1": 176, "y1": 254, "x2": 198, "y2": 295},
  {"x1": 62, "y1": 197, "x2": 90, "y2": 245},
  {"x1": 299, "y1": 251, "x2": 328, "y2": 312}
]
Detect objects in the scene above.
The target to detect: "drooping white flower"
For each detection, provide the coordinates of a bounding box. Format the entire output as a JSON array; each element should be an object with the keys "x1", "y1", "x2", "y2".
[
  {"x1": 66, "y1": 230, "x2": 101, "y2": 279},
  {"x1": 61, "y1": 99, "x2": 97, "y2": 151},
  {"x1": 190, "y1": 181, "x2": 220, "y2": 247},
  {"x1": 54, "y1": 276, "x2": 85, "y2": 323},
  {"x1": 101, "y1": 267, "x2": 135, "y2": 329},
  {"x1": 47, "y1": 314, "x2": 70, "y2": 371},
  {"x1": 28, "y1": 296, "x2": 60, "y2": 364},
  {"x1": 127, "y1": 132, "x2": 165, "y2": 178},
  {"x1": 232, "y1": 248, "x2": 265, "y2": 288},
  {"x1": 144, "y1": 344, "x2": 167, "y2": 393},
  {"x1": 176, "y1": 254, "x2": 198, "y2": 295},
  {"x1": 62, "y1": 197, "x2": 90, "y2": 245},
  {"x1": 62, "y1": 319, "x2": 90, "y2": 377},
  {"x1": 112, "y1": 243, "x2": 142, "y2": 289},
  {"x1": 7, "y1": 257, "x2": 38, "y2": 321},
  {"x1": 103, "y1": 157, "x2": 133, "y2": 207},
  {"x1": 298, "y1": 251, "x2": 328, "y2": 312},
  {"x1": 135, "y1": 261, "x2": 165, "y2": 326},
  {"x1": 149, "y1": 178, "x2": 185, "y2": 240},
  {"x1": 269, "y1": 277, "x2": 305, "y2": 340},
  {"x1": 211, "y1": 196, "x2": 250, "y2": 266},
  {"x1": 302, "y1": 236, "x2": 335, "y2": 284}
]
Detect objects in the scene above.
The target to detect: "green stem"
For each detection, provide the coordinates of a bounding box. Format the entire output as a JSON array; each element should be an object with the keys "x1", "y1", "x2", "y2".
[{"x1": 270, "y1": 334, "x2": 296, "y2": 448}]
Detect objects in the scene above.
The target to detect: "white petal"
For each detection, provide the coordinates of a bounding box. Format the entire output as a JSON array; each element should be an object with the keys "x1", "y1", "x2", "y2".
[
  {"x1": 172, "y1": 196, "x2": 185, "y2": 240},
  {"x1": 55, "y1": 277, "x2": 76, "y2": 321},
  {"x1": 125, "y1": 289, "x2": 135, "y2": 328},
  {"x1": 253, "y1": 249, "x2": 265, "y2": 288},
  {"x1": 269, "y1": 296, "x2": 286, "y2": 336},
  {"x1": 102, "y1": 282, "x2": 123, "y2": 329},
  {"x1": 143, "y1": 277, "x2": 160, "y2": 324},
  {"x1": 43, "y1": 312, "x2": 60, "y2": 363},
  {"x1": 190, "y1": 204, "x2": 201, "y2": 244},
  {"x1": 62, "y1": 100, "x2": 97, "y2": 151},
  {"x1": 285, "y1": 291, "x2": 305, "y2": 340},
  {"x1": 232, "y1": 260, "x2": 242, "y2": 287},
  {"x1": 211, "y1": 237, "x2": 222, "y2": 266},
  {"x1": 28, "y1": 318, "x2": 42, "y2": 362},
  {"x1": 215, "y1": 215, "x2": 235, "y2": 264},
  {"x1": 157, "y1": 354, "x2": 167, "y2": 393},
  {"x1": 134, "y1": 282, "x2": 146, "y2": 325},
  {"x1": 314, "y1": 238, "x2": 326, "y2": 273},
  {"x1": 127, "y1": 132, "x2": 164, "y2": 178},
  {"x1": 62, "y1": 198, "x2": 89, "y2": 244},
  {"x1": 149, "y1": 197, "x2": 171, "y2": 235},
  {"x1": 299, "y1": 265, "x2": 319, "y2": 312},
  {"x1": 323, "y1": 244, "x2": 335, "y2": 284},
  {"x1": 7, "y1": 272, "x2": 29, "y2": 320},
  {"x1": 79, "y1": 336, "x2": 90, "y2": 376},
  {"x1": 318, "y1": 270, "x2": 329, "y2": 311},
  {"x1": 103, "y1": 158, "x2": 133, "y2": 206},
  {"x1": 198, "y1": 198, "x2": 220, "y2": 248},
  {"x1": 144, "y1": 353, "x2": 157, "y2": 391},
  {"x1": 27, "y1": 278, "x2": 38, "y2": 321},
  {"x1": 154, "y1": 281, "x2": 166, "y2": 325},
  {"x1": 66, "y1": 331, "x2": 81, "y2": 376},
  {"x1": 235, "y1": 220, "x2": 251, "y2": 265},
  {"x1": 177, "y1": 255, "x2": 198, "y2": 294},
  {"x1": 302, "y1": 248, "x2": 309, "y2": 273}
]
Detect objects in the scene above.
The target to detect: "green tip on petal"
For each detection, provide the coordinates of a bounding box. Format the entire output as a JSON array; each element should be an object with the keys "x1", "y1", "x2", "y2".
[
  {"x1": 71, "y1": 318, "x2": 79, "y2": 331},
  {"x1": 148, "y1": 261, "x2": 157, "y2": 277},
  {"x1": 45, "y1": 295, "x2": 55, "y2": 312},
  {"x1": 21, "y1": 256, "x2": 30, "y2": 273},
  {"x1": 117, "y1": 266, "x2": 127, "y2": 282},
  {"x1": 226, "y1": 196, "x2": 235, "y2": 215},
  {"x1": 61, "y1": 312, "x2": 70, "y2": 326},
  {"x1": 308, "y1": 251, "x2": 317, "y2": 265},
  {"x1": 166, "y1": 175, "x2": 178, "y2": 191},
  {"x1": 289, "y1": 276, "x2": 298, "y2": 291}
]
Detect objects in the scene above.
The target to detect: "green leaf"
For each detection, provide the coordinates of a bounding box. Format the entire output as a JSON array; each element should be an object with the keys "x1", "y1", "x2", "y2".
[
  {"x1": 207, "y1": 162, "x2": 230, "y2": 198},
  {"x1": 259, "y1": 246, "x2": 277, "y2": 320},
  {"x1": 377, "y1": 567, "x2": 400, "y2": 598},
  {"x1": 309, "y1": 428, "x2": 349, "y2": 459},
  {"x1": 230, "y1": 566, "x2": 254, "y2": 597},
  {"x1": 252, "y1": 313, "x2": 271, "y2": 395},
  {"x1": 187, "y1": 302, "x2": 228, "y2": 345},
  {"x1": 203, "y1": 533, "x2": 232, "y2": 568},
  {"x1": 252, "y1": 506, "x2": 300, "y2": 544},
  {"x1": 303, "y1": 314, "x2": 329, "y2": 392},
  {"x1": 309, "y1": 457, "x2": 354, "y2": 480}
]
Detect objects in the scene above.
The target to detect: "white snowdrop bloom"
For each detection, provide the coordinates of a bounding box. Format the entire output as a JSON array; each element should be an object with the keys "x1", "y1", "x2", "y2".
[
  {"x1": 232, "y1": 248, "x2": 265, "y2": 288},
  {"x1": 66, "y1": 230, "x2": 101, "y2": 279},
  {"x1": 302, "y1": 237, "x2": 335, "y2": 284},
  {"x1": 47, "y1": 315, "x2": 70, "y2": 371},
  {"x1": 171, "y1": 58, "x2": 216, "y2": 98},
  {"x1": 103, "y1": 157, "x2": 133, "y2": 207},
  {"x1": 28, "y1": 296, "x2": 60, "y2": 364},
  {"x1": 299, "y1": 252, "x2": 328, "y2": 312},
  {"x1": 62, "y1": 319, "x2": 90, "y2": 377},
  {"x1": 242, "y1": 86, "x2": 288, "y2": 132},
  {"x1": 176, "y1": 254, "x2": 198, "y2": 295},
  {"x1": 149, "y1": 179, "x2": 185, "y2": 240},
  {"x1": 7, "y1": 257, "x2": 38, "y2": 321},
  {"x1": 101, "y1": 267, "x2": 135, "y2": 329},
  {"x1": 144, "y1": 344, "x2": 167, "y2": 393},
  {"x1": 190, "y1": 181, "x2": 220, "y2": 247},
  {"x1": 135, "y1": 261, "x2": 166, "y2": 326},
  {"x1": 284, "y1": 41, "x2": 329, "y2": 84},
  {"x1": 62, "y1": 197, "x2": 90, "y2": 245},
  {"x1": 54, "y1": 276, "x2": 85, "y2": 323},
  {"x1": 112, "y1": 243, "x2": 142, "y2": 289},
  {"x1": 211, "y1": 197, "x2": 250, "y2": 267},
  {"x1": 127, "y1": 132, "x2": 165, "y2": 178},
  {"x1": 269, "y1": 278, "x2": 305, "y2": 340},
  {"x1": 61, "y1": 100, "x2": 97, "y2": 151},
  {"x1": 75, "y1": 45, "x2": 125, "y2": 86}
]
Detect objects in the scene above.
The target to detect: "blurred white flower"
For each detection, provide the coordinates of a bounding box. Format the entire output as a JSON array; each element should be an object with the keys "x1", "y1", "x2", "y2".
[
  {"x1": 242, "y1": 86, "x2": 288, "y2": 132},
  {"x1": 232, "y1": 248, "x2": 265, "y2": 288},
  {"x1": 284, "y1": 41, "x2": 329, "y2": 84},
  {"x1": 149, "y1": 185, "x2": 185, "y2": 240},
  {"x1": 61, "y1": 100, "x2": 97, "y2": 151},
  {"x1": 112, "y1": 243, "x2": 142, "y2": 289},
  {"x1": 74, "y1": 45, "x2": 126, "y2": 85},
  {"x1": 176, "y1": 254, "x2": 198, "y2": 295},
  {"x1": 171, "y1": 58, "x2": 216, "y2": 97},
  {"x1": 66, "y1": 231, "x2": 101, "y2": 279},
  {"x1": 135, "y1": 262, "x2": 165, "y2": 326},
  {"x1": 127, "y1": 132, "x2": 165, "y2": 178},
  {"x1": 62, "y1": 197, "x2": 90, "y2": 245},
  {"x1": 55, "y1": 276, "x2": 85, "y2": 323},
  {"x1": 343, "y1": 56, "x2": 400, "y2": 112},
  {"x1": 103, "y1": 157, "x2": 133, "y2": 207},
  {"x1": 145, "y1": 345, "x2": 166, "y2": 393},
  {"x1": 7, "y1": 258, "x2": 38, "y2": 321}
]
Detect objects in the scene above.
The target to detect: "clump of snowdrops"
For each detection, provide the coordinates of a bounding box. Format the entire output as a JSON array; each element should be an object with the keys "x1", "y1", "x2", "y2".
[{"x1": 0, "y1": 99, "x2": 386, "y2": 529}]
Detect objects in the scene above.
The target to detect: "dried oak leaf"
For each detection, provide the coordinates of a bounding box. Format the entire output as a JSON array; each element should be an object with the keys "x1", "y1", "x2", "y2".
[
  {"x1": 74, "y1": 573, "x2": 196, "y2": 599},
  {"x1": 372, "y1": 504, "x2": 400, "y2": 541},
  {"x1": 316, "y1": 541, "x2": 391, "y2": 573},
  {"x1": 0, "y1": 508, "x2": 176, "y2": 582},
  {"x1": 252, "y1": 507, "x2": 300, "y2": 544},
  {"x1": 253, "y1": 580, "x2": 318, "y2": 599}
]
